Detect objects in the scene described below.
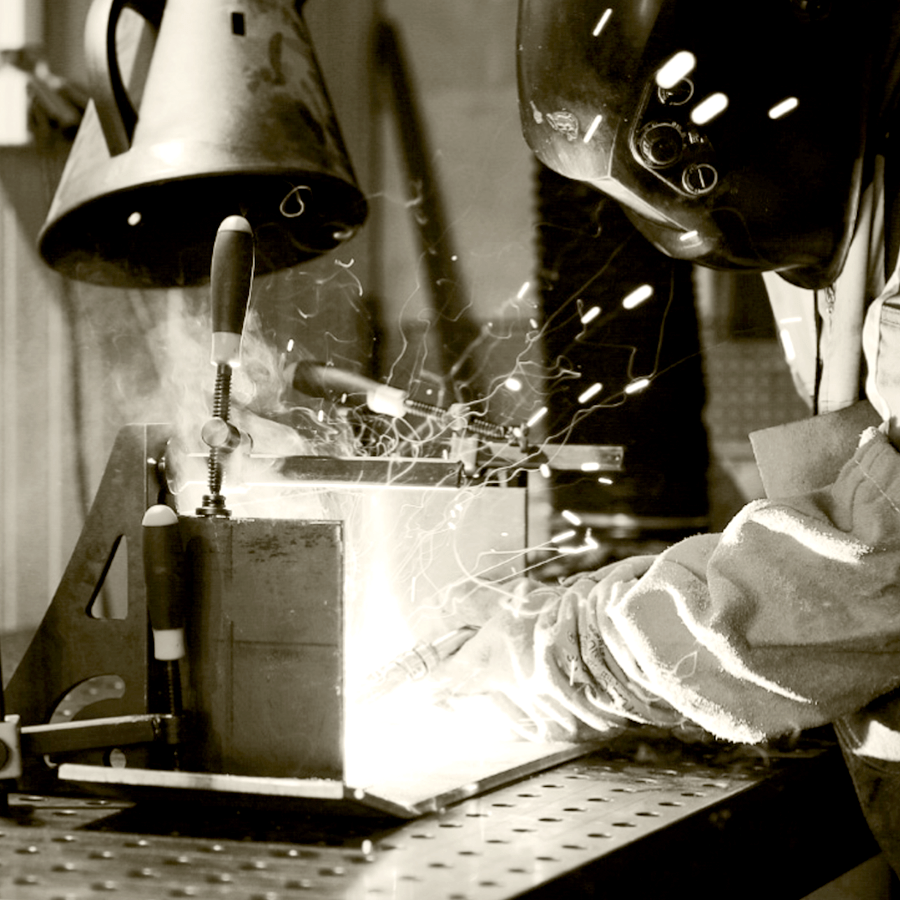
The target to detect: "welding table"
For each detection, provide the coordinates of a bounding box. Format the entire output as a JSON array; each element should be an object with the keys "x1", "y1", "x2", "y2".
[{"x1": 0, "y1": 732, "x2": 883, "y2": 900}]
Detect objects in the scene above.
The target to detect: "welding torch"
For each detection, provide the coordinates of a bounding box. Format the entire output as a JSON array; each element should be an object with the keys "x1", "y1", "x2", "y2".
[{"x1": 357, "y1": 625, "x2": 480, "y2": 704}]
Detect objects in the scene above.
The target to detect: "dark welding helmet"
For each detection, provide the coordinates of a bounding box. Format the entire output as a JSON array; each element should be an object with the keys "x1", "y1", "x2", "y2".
[{"x1": 518, "y1": 0, "x2": 890, "y2": 289}]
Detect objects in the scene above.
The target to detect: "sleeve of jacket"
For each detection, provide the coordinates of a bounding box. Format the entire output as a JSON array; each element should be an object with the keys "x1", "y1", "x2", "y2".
[{"x1": 586, "y1": 424, "x2": 900, "y2": 743}]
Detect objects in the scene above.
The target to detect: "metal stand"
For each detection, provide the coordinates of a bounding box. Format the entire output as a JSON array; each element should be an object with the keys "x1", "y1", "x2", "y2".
[{"x1": 3, "y1": 424, "x2": 172, "y2": 781}]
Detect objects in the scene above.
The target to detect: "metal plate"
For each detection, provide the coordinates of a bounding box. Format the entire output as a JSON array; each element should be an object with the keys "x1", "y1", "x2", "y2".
[{"x1": 0, "y1": 751, "x2": 779, "y2": 899}]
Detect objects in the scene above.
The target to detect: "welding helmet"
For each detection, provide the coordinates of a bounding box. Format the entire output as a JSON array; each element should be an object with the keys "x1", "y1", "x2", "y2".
[{"x1": 518, "y1": 0, "x2": 892, "y2": 289}]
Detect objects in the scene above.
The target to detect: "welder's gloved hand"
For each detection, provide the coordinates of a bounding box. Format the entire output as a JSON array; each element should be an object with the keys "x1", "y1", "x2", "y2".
[{"x1": 433, "y1": 559, "x2": 684, "y2": 743}]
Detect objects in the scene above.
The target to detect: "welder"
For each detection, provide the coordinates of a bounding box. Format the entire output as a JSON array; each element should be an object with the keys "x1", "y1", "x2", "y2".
[{"x1": 438, "y1": 0, "x2": 900, "y2": 873}]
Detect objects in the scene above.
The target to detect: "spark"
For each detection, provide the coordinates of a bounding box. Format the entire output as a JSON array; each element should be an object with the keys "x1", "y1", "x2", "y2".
[
  {"x1": 280, "y1": 184, "x2": 311, "y2": 218},
  {"x1": 539, "y1": 463, "x2": 551, "y2": 478},
  {"x1": 691, "y1": 92, "x2": 729, "y2": 125},
  {"x1": 551, "y1": 529, "x2": 577, "y2": 544},
  {"x1": 583, "y1": 115, "x2": 603, "y2": 144},
  {"x1": 597, "y1": 476, "x2": 613, "y2": 485},
  {"x1": 656, "y1": 51, "x2": 696, "y2": 89},
  {"x1": 127, "y1": 211, "x2": 141, "y2": 227},
  {"x1": 577, "y1": 382, "x2": 603, "y2": 404},
  {"x1": 529, "y1": 318, "x2": 539, "y2": 329},
  {"x1": 580, "y1": 305, "x2": 601, "y2": 324},
  {"x1": 516, "y1": 281, "x2": 531, "y2": 300},
  {"x1": 768, "y1": 96, "x2": 799, "y2": 119},
  {"x1": 561, "y1": 509, "x2": 582, "y2": 526},
  {"x1": 592, "y1": 8, "x2": 613, "y2": 36},
  {"x1": 526, "y1": 406, "x2": 548, "y2": 427},
  {"x1": 580, "y1": 462, "x2": 601, "y2": 472},
  {"x1": 505, "y1": 377, "x2": 522, "y2": 392},
  {"x1": 622, "y1": 284, "x2": 653, "y2": 309},
  {"x1": 624, "y1": 377, "x2": 651, "y2": 394},
  {"x1": 286, "y1": 338, "x2": 294, "y2": 352},
  {"x1": 679, "y1": 230, "x2": 699, "y2": 242}
]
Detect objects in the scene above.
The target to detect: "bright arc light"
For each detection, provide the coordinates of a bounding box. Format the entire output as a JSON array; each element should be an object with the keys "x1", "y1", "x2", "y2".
[
  {"x1": 577, "y1": 382, "x2": 603, "y2": 404},
  {"x1": 691, "y1": 92, "x2": 729, "y2": 125},
  {"x1": 581, "y1": 306, "x2": 601, "y2": 324},
  {"x1": 526, "y1": 406, "x2": 548, "y2": 427},
  {"x1": 505, "y1": 377, "x2": 522, "y2": 392},
  {"x1": 592, "y1": 8, "x2": 613, "y2": 36},
  {"x1": 624, "y1": 377, "x2": 651, "y2": 395},
  {"x1": 583, "y1": 115, "x2": 603, "y2": 143},
  {"x1": 768, "y1": 96, "x2": 799, "y2": 119},
  {"x1": 656, "y1": 51, "x2": 697, "y2": 90},
  {"x1": 561, "y1": 509, "x2": 582, "y2": 526},
  {"x1": 622, "y1": 284, "x2": 653, "y2": 309}
]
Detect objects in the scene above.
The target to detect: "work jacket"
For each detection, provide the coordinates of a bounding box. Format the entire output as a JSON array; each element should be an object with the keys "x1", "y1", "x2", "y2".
[{"x1": 447, "y1": 163, "x2": 900, "y2": 873}]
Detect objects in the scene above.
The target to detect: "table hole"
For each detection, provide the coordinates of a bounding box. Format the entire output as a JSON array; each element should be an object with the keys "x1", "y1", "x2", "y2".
[
  {"x1": 458, "y1": 850, "x2": 482, "y2": 857},
  {"x1": 286, "y1": 879, "x2": 315, "y2": 890},
  {"x1": 563, "y1": 807, "x2": 585, "y2": 812},
  {"x1": 562, "y1": 844, "x2": 587, "y2": 851},
  {"x1": 587, "y1": 797, "x2": 609, "y2": 803},
  {"x1": 318, "y1": 867, "x2": 346, "y2": 877},
  {"x1": 658, "y1": 801, "x2": 683, "y2": 807},
  {"x1": 587, "y1": 833, "x2": 612, "y2": 839},
  {"x1": 486, "y1": 839, "x2": 509, "y2": 844},
  {"x1": 130, "y1": 869, "x2": 158, "y2": 879},
  {"x1": 536, "y1": 856, "x2": 558, "y2": 862},
  {"x1": 612, "y1": 821, "x2": 636, "y2": 828},
  {"x1": 635, "y1": 811, "x2": 661, "y2": 817},
  {"x1": 491, "y1": 802, "x2": 514, "y2": 808},
  {"x1": 538, "y1": 817, "x2": 562, "y2": 822}
]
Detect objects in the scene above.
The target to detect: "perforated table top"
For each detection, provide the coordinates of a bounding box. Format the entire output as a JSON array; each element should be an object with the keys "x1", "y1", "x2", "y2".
[{"x1": 0, "y1": 739, "x2": 880, "y2": 900}]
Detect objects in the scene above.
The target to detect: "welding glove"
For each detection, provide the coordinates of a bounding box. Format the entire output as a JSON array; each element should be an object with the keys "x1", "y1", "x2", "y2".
[{"x1": 434, "y1": 559, "x2": 685, "y2": 743}]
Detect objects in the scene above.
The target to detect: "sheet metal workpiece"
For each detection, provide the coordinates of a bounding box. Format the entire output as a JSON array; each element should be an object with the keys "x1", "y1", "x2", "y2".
[{"x1": 0, "y1": 741, "x2": 880, "y2": 899}]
